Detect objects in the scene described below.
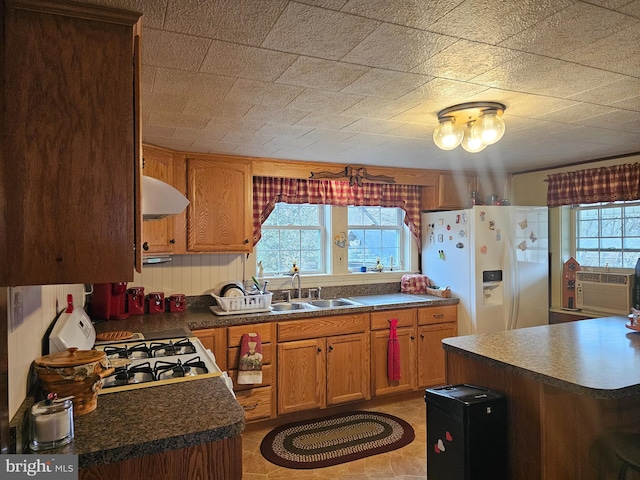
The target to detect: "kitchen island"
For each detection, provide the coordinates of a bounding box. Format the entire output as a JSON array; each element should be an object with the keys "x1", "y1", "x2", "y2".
[{"x1": 443, "y1": 316, "x2": 640, "y2": 480}]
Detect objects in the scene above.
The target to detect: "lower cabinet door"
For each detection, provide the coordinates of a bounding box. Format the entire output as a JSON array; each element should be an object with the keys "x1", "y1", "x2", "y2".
[
  {"x1": 326, "y1": 333, "x2": 370, "y2": 406},
  {"x1": 417, "y1": 323, "x2": 457, "y2": 387},
  {"x1": 371, "y1": 327, "x2": 416, "y2": 396},
  {"x1": 277, "y1": 339, "x2": 326, "y2": 414}
]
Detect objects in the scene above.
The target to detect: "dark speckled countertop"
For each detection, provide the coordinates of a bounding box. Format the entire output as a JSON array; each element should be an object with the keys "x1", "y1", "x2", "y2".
[
  {"x1": 443, "y1": 316, "x2": 640, "y2": 399},
  {"x1": 92, "y1": 293, "x2": 458, "y2": 334}
]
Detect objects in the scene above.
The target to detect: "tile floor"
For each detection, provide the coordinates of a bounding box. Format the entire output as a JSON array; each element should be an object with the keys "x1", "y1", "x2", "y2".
[{"x1": 241, "y1": 394, "x2": 427, "y2": 479}]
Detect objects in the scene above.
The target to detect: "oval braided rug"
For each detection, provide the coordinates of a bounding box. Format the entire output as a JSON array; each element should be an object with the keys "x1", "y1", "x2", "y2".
[{"x1": 260, "y1": 410, "x2": 415, "y2": 469}]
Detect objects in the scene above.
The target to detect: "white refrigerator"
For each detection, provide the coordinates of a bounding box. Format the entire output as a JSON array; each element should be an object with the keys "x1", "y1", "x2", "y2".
[{"x1": 422, "y1": 206, "x2": 549, "y2": 336}]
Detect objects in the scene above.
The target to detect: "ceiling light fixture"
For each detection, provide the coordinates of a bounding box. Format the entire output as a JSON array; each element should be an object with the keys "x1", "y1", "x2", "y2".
[{"x1": 433, "y1": 102, "x2": 506, "y2": 153}]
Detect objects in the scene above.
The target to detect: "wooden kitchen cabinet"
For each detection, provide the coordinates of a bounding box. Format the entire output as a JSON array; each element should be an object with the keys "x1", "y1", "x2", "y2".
[
  {"x1": 370, "y1": 309, "x2": 417, "y2": 396},
  {"x1": 184, "y1": 155, "x2": 253, "y2": 253},
  {"x1": 192, "y1": 327, "x2": 226, "y2": 370},
  {"x1": 142, "y1": 145, "x2": 180, "y2": 255},
  {"x1": 277, "y1": 314, "x2": 369, "y2": 415},
  {"x1": 437, "y1": 173, "x2": 476, "y2": 210},
  {"x1": 417, "y1": 306, "x2": 457, "y2": 388},
  {"x1": 3, "y1": 0, "x2": 142, "y2": 285},
  {"x1": 226, "y1": 322, "x2": 276, "y2": 422}
]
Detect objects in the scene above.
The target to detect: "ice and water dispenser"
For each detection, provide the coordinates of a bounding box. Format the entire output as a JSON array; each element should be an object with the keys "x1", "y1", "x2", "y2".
[
  {"x1": 425, "y1": 384, "x2": 508, "y2": 480},
  {"x1": 482, "y1": 270, "x2": 504, "y2": 306}
]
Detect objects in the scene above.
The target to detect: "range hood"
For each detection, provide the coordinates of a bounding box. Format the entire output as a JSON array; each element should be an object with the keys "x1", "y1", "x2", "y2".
[{"x1": 142, "y1": 175, "x2": 190, "y2": 220}]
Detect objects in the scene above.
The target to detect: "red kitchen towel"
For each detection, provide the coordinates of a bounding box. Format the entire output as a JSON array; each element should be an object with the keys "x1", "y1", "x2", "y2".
[
  {"x1": 238, "y1": 332, "x2": 263, "y2": 385},
  {"x1": 387, "y1": 318, "x2": 401, "y2": 381}
]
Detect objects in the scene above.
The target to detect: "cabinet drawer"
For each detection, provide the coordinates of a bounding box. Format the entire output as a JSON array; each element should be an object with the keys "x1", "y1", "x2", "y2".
[
  {"x1": 227, "y1": 343, "x2": 272, "y2": 369},
  {"x1": 370, "y1": 309, "x2": 415, "y2": 330},
  {"x1": 235, "y1": 386, "x2": 272, "y2": 422},
  {"x1": 227, "y1": 322, "x2": 272, "y2": 346},
  {"x1": 228, "y1": 364, "x2": 272, "y2": 389},
  {"x1": 278, "y1": 314, "x2": 367, "y2": 342},
  {"x1": 418, "y1": 305, "x2": 457, "y2": 325}
]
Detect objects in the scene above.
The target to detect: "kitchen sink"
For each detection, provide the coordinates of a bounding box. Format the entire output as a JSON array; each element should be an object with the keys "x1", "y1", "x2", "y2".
[
  {"x1": 307, "y1": 298, "x2": 360, "y2": 308},
  {"x1": 272, "y1": 302, "x2": 315, "y2": 311}
]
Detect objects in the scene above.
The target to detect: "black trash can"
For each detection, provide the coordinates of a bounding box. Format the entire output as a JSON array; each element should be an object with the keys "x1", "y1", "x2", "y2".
[{"x1": 425, "y1": 384, "x2": 507, "y2": 480}]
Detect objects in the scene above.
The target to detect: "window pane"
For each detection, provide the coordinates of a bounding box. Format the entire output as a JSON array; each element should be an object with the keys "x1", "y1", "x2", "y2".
[
  {"x1": 347, "y1": 206, "x2": 403, "y2": 269},
  {"x1": 574, "y1": 202, "x2": 640, "y2": 268},
  {"x1": 255, "y1": 203, "x2": 324, "y2": 274}
]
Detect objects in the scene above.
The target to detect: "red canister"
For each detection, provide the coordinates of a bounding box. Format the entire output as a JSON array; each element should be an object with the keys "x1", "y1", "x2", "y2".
[
  {"x1": 126, "y1": 287, "x2": 145, "y2": 315},
  {"x1": 146, "y1": 292, "x2": 165, "y2": 314},
  {"x1": 168, "y1": 294, "x2": 186, "y2": 313}
]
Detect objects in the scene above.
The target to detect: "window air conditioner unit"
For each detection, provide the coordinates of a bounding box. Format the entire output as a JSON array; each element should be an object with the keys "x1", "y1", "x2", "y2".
[{"x1": 576, "y1": 272, "x2": 633, "y2": 315}]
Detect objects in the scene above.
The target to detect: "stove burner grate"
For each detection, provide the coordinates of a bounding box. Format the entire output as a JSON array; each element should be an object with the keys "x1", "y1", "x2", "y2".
[
  {"x1": 150, "y1": 338, "x2": 196, "y2": 357},
  {"x1": 109, "y1": 361, "x2": 156, "y2": 386},
  {"x1": 104, "y1": 342, "x2": 152, "y2": 359},
  {"x1": 154, "y1": 357, "x2": 208, "y2": 379}
]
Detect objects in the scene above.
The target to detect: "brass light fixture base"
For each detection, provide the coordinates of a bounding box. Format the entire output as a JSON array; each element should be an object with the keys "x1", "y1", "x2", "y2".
[{"x1": 436, "y1": 101, "x2": 506, "y2": 123}]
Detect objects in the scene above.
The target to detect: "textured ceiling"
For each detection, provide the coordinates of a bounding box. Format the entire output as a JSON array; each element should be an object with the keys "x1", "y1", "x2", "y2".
[{"x1": 82, "y1": 0, "x2": 640, "y2": 174}]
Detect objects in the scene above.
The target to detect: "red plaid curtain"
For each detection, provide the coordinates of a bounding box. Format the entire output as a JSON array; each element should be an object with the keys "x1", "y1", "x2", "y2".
[
  {"x1": 253, "y1": 176, "x2": 422, "y2": 249},
  {"x1": 546, "y1": 163, "x2": 640, "y2": 207}
]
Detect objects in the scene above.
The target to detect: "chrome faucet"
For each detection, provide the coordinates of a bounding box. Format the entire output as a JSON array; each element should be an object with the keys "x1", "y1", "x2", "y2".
[{"x1": 291, "y1": 272, "x2": 301, "y2": 299}]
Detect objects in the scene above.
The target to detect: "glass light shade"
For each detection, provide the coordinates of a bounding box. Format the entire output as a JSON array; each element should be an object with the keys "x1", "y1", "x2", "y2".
[
  {"x1": 433, "y1": 118, "x2": 463, "y2": 151},
  {"x1": 461, "y1": 123, "x2": 486, "y2": 153},
  {"x1": 477, "y1": 110, "x2": 505, "y2": 145}
]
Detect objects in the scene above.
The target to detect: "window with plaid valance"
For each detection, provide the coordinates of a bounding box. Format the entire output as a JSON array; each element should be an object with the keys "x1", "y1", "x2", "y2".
[
  {"x1": 546, "y1": 163, "x2": 640, "y2": 207},
  {"x1": 252, "y1": 176, "x2": 422, "y2": 249}
]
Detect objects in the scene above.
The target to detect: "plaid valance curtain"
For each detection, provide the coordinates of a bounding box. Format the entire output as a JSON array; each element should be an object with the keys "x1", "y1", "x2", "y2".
[
  {"x1": 253, "y1": 176, "x2": 422, "y2": 249},
  {"x1": 546, "y1": 163, "x2": 640, "y2": 207}
]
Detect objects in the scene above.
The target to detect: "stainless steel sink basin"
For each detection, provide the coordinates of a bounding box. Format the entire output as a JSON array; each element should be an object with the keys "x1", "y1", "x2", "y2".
[
  {"x1": 272, "y1": 302, "x2": 314, "y2": 311},
  {"x1": 307, "y1": 298, "x2": 359, "y2": 308}
]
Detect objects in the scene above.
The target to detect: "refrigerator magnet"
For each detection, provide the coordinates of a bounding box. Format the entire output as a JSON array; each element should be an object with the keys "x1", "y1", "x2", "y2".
[
  {"x1": 489, "y1": 220, "x2": 496, "y2": 230},
  {"x1": 480, "y1": 245, "x2": 488, "y2": 254},
  {"x1": 456, "y1": 242, "x2": 464, "y2": 248},
  {"x1": 529, "y1": 231, "x2": 538, "y2": 242},
  {"x1": 518, "y1": 241, "x2": 528, "y2": 251}
]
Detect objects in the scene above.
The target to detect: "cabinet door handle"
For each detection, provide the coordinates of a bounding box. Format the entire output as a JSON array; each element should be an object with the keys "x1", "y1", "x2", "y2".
[
  {"x1": 328, "y1": 345, "x2": 333, "y2": 352},
  {"x1": 170, "y1": 239, "x2": 176, "y2": 244},
  {"x1": 433, "y1": 313, "x2": 444, "y2": 319},
  {"x1": 243, "y1": 239, "x2": 249, "y2": 244},
  {"x1": 243, "y1": 403, "x2": 258, "y2": 411},
  {"x1": 420, "y1": 334, "x2": 425, "y2": 340},
  {"x1": 142, "y1": 242, "x2": 149, "y2": 251},
  {"x1": 317, "y1": 347, "x2": 322, "y2": 353},
  {"x1": 410, "y1": 336, "x2": 415, "y2": 341}
]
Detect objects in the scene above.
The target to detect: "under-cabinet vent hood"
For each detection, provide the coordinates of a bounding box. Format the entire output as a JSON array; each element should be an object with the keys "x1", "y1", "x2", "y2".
[{"x1": 142, "y1": 175, "x2": 189, "y2": 220}]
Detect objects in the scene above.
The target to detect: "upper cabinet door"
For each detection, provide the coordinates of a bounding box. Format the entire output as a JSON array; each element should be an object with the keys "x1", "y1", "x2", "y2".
[
  {"x1": 3, "y1": 1, "x2": 141, "y2": 286},
  {"x1": 141, "y1": 146, "x2": 179, "y2": 255},
  {"x1": 186, "y1": 156, "x2": 253, "y2": 253},
  {"x1": 437, "y1": 173, "x2": 476, "y2": 210}
]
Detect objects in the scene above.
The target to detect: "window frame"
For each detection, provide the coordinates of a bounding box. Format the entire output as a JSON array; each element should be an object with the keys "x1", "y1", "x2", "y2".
[
  {"x1": 256, "y1": 203, "x2": 328, "y2": 275},
  {"x1": 346, "y1": 205, "x2": 404, "y2": 270},
  {"x1": 570, "y1": 201, "x2": 640, "y2": 269}
]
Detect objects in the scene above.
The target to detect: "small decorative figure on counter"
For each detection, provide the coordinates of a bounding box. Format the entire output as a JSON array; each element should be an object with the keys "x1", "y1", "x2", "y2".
[
  {"x1": 375, "y1": 258, "x2": 383, "y2": 272},
  {"x1": 438, "y1": 250, "x2": 445, "y2": 260},
  {"x1": 290, "y1": 262, "x2": 300, "y2": 274},
  {"x1": 257, "y1": 261, "x2": 264, "y2": 277}
]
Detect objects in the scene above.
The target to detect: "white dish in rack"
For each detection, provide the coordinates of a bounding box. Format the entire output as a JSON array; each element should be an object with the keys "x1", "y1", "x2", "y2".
[{"x1": 209, "y1": 306, "x2": 273, "y2": 316}]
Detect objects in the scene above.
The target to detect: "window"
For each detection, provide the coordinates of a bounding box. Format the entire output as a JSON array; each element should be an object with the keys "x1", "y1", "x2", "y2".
[
  {"x1": 255, "y1": 203, "x2": 325, "y2": 274},
  {"x1": 572, "y1": 202, "x2": 640, "y2": 268},
  {"x1": 347, "y1": 206, "x2": 401, "y2": 270}
]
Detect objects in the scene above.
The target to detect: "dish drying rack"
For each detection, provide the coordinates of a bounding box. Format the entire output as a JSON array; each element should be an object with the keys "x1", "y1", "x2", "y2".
[{"x1": 211, "y1": 292, "x2": 273, "y2": 312}]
